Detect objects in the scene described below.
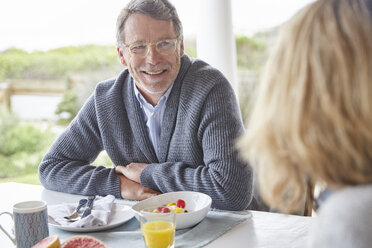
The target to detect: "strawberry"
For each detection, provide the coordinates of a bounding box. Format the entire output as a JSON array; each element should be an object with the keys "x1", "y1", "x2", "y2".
[{"x1": 176, "y1": 199, "x2": 186, "y2": 208}]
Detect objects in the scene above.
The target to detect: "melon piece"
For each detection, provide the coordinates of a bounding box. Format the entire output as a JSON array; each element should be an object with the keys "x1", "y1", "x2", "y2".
[
  {"x1": 32, "y1": 235, "x2": 60, "y2": 248},
  {"x1": 61, "y1": 235, "x2": 106, "y2": 248}
]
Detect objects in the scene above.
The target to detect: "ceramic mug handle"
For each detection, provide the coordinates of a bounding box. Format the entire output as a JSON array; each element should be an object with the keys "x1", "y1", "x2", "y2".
[{"x1": 0, "y1": 212, "x2": 16, "y2": 245}]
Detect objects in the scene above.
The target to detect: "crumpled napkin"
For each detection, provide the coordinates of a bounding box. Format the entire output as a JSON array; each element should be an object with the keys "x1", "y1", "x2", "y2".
[{"x1": 48, "y1": 195, "x2": 115, "y2": 228}]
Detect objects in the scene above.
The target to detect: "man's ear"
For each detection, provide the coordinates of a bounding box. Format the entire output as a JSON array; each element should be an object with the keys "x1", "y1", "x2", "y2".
[{"x1": 117, "y1": 47, "x2": 128, "y2": 66}]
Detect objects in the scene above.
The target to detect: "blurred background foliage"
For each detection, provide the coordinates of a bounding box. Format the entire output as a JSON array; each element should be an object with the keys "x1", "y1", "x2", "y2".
[
  {"x1": 0, "y1": 34, "x2": 269, "y2": 81},
  {"x1": 0, "y1": 108, "x2": 54, "y2": 181},
  {"x1": 236, "y1": 35, "x2": 267, "y2": 70},
  {"x1": 0, "y1": 32, "x2": 273, "y2": 184},
  {"x1": 0, "y1": 45, "x2": 120, "y2": 80},
  {"x1": 55, "y1": 90, "x2": 79, "y2": 125}
]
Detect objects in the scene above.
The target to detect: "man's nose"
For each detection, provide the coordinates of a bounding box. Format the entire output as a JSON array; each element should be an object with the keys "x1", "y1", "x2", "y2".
[{"x1": 145, "y1": 45, "x2": 161, "y2": 63}]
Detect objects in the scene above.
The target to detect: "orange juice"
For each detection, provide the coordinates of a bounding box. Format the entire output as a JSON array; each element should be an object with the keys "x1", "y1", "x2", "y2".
[{"x1": 141, "y1": 221, "x2": 175, "y2": 248}]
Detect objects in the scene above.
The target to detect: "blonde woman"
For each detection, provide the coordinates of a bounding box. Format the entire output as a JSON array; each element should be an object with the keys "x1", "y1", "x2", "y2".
[{"x1": 238, "y1": 0, "x2": 372, "y2": 247}]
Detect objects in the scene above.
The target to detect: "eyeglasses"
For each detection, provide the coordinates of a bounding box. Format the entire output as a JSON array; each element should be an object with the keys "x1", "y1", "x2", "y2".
[{"x1": 124, "y1": 38, "x2": 179, "y2": 58}]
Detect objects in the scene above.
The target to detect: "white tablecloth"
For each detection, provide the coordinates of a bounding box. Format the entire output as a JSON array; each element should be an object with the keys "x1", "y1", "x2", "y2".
[{"x1": 0, "y1": 183, "x2": 312, "y2": 248}]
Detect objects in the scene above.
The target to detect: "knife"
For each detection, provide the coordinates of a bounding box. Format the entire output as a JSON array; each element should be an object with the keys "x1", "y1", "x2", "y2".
[{"x1": 81, "y1": 195, "x2": 96, "y2": 218}]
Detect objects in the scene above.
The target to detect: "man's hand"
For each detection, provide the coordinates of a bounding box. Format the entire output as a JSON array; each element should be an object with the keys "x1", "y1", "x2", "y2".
[
  {"x1": 117, "y1": 175, "x2": 160, "y2": 201},
  {"x1": 115, "y1": 163, "x2": 148, "y2": 183}
]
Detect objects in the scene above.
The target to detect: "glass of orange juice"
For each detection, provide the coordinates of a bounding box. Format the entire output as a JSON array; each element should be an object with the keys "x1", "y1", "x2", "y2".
[{"x1": 140, "y1": 211, "x2": 176, "y2": 248}]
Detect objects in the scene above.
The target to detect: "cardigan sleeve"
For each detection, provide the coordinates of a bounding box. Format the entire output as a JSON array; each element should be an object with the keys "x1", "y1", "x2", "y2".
[{"x1": 38, "y1": 94, "x2": 122, "y2": 198}]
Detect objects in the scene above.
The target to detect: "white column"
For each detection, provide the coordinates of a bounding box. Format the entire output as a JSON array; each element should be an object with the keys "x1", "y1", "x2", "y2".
[{"x1": 196, "y1": 0, "x2": 237, "y2": 91}]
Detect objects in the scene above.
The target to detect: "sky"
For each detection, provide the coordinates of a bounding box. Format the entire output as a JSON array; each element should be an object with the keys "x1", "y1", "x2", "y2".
[{"x1": 0, "y1": 0, "x2": 315, "y2": 52}]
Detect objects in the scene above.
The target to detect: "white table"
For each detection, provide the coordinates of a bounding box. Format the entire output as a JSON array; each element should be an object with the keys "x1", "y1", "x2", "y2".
[{"x1": 0, "y1": 182, "x2": 312, "y2": 247}]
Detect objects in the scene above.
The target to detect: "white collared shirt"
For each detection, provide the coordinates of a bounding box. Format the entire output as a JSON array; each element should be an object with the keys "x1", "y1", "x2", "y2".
[{"x1": 133, "y1": 81, "x2": 173, "y2": 158}]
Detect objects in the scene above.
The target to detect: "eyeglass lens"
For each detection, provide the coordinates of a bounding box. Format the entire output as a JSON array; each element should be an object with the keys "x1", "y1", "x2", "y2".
[{"x1": 129, "y1": 39, "x2": 177, "y2": 57}]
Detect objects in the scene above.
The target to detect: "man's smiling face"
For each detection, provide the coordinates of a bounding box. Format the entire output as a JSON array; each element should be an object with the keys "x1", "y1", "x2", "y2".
[{"x1": 118, "y1": 13, "x2": 184, "y2": 97}]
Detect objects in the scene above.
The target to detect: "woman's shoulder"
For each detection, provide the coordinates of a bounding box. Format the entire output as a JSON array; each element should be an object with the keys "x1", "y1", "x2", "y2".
[
  {"x1": 321, "y1": 184, "x2": 372, "y2": 215},
  {"x1": 308, "y1": 184, "x2": 372, "y2": 248}
]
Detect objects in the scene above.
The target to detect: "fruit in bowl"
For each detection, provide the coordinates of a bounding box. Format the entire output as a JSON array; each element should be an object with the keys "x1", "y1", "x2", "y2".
[
  {"x1": 147, "y1": 199, "x2": 189, "y2": 213},
  {"x1": 132, "y1": 191, "x2": 212, "y2": 229}
]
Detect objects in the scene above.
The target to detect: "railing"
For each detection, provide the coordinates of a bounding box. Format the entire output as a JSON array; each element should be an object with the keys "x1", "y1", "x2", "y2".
[{"x1": 0, "y1": 79, "x2": 66, "y2": 110}]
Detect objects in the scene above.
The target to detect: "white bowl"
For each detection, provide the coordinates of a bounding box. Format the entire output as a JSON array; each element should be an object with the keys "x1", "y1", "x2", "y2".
[{"x1": 132, "y1": 191, "x2": 212, "y2": 229}]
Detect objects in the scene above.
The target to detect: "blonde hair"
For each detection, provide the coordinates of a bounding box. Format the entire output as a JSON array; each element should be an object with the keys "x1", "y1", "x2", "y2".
[{"x1": 238, "y1": 0, "x2": 372, "y2": 213}]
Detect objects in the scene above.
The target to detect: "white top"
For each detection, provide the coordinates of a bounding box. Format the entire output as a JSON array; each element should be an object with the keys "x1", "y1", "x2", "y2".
[{"x1": 308, "y1": 184, "x2": 372, "y2": 248}]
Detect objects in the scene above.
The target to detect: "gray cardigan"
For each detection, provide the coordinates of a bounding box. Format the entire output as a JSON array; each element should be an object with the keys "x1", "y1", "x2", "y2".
[{"x1": 39, "y1": 55, "x2": 253, "y2": 210}]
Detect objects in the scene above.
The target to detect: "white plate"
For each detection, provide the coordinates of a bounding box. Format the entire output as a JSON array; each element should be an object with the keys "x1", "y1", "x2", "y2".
[{"x1": 48, "y1": 203, "x2": 134, "y2": 232}]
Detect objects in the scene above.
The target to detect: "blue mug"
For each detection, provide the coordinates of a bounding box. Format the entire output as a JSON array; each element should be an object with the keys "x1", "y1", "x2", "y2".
[{"x1": 0, "y1": 201, "x2": 49, "y2": 248}]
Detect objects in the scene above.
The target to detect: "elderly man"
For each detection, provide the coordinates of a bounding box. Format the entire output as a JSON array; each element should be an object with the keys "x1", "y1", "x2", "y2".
[{"x1": 39, "y1": 0, "x2": 254, "y2": 210}]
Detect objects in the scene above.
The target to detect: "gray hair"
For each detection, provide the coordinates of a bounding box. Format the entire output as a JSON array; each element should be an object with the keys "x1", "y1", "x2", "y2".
[{"x1": 116, "y1": 0, "x2": 183, "y2": 47}]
